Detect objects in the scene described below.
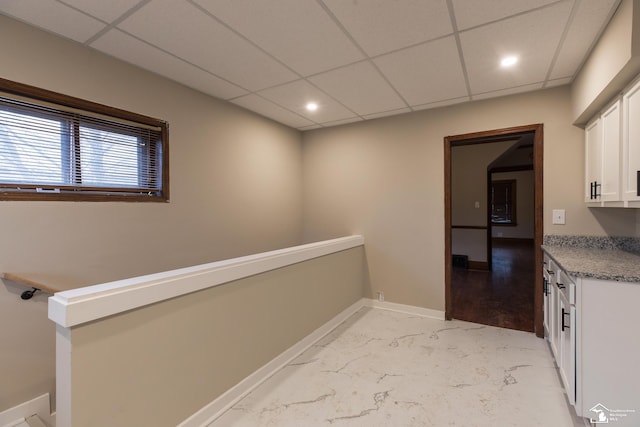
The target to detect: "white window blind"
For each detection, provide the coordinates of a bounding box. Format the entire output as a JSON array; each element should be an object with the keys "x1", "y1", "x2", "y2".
[{"x1": 0, "y1": 80, "x2": 168, "y2": 201}]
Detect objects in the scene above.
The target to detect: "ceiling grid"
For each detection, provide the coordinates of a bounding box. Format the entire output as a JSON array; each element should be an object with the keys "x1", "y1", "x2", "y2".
[{"x1": 0, "y1": 0, "x2": 621, "y2": 129}]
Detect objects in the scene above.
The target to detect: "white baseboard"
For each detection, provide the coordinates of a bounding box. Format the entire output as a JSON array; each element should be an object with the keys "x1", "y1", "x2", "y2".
[
  {"x1": 178, "y1": 298, "x2": 368, "y2": 427},
  {"x1": 0, "y1": 394, "x2": 54, "y2": 427},
  {"x1": 365, "y1": 299, "x2": 445, "y2": 320},
  {"x1": 179, "y1": 298, "x2": 445, "y2": 426}
]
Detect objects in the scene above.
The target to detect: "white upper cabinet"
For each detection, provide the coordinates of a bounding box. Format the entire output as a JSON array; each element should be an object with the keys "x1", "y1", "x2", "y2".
[
  {"x1": 583, "y1": 72, "x2": 640, "y2": 208},
  {"x1": 584, "y1": 98, "x2": 621, "y2": 205},
  {"x1": 600, "y1": 99, "x2": 621, "y2": 202},
  {"x1": 622, "y1": 77, "x2": 640, "y2": 205},
  {"x1": 584, "y1": 117, "x2": 602, "y2": 204}
]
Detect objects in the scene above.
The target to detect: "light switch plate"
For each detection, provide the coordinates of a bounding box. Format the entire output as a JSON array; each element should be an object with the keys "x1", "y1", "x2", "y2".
[{"x1": 552, "y1": 209, "x2": 565, "y2": 225}]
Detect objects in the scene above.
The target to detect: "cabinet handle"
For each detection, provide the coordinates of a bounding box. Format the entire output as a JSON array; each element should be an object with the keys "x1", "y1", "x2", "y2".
[
  {"x1": 590, "y1": 181, "x2": 602, "y2": 199},
  {"x1": 546, "y1": 269, "x2": 555, "y2": 275},
  {"x1": 543, "y1": 278, "x2": 548, "y2": 296},
  {"x1": 637, "y1": 171, "x2": 639, "y2": 197},
  {"x1": 562, "y1": 308, "x2": 570, "y2": 331},
  {"x1": 557, "y1": 282, "x2": 565, "y2": 289}
]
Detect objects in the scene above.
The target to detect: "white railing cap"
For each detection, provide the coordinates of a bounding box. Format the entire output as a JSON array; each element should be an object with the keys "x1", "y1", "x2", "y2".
[{"x1": 48, "y1": 235, "x2": 364, "y2": 328}]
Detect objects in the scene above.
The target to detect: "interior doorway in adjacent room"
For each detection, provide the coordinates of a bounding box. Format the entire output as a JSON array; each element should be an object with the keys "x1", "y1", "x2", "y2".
[{"x1": 444, "y1": 124, "x2": 543, "y2": 336}]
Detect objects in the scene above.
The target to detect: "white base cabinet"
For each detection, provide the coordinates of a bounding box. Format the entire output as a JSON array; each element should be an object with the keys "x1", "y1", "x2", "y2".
[
  {"x1": 576, "y1": 278, "x2": 640, "y2": 426},
  {"x1": 543, "y1": 260, "x2": 575, "y2": 404},
  {"x1": 543, "y1": 255, "x2": 640, "y2": 426}
]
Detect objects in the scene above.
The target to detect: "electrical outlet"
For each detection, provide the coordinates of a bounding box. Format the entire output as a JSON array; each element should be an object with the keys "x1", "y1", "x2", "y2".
[{"x1": 377, "y1": 291, "x2": 384, "y2": 302}]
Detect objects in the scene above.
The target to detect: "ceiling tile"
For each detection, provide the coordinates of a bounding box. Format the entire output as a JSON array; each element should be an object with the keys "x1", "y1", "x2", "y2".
[
  {"x1": 116, "y1": 0, "x2": 298, "y2": 91},
  {"x1": 452, "y1": 0, "x2": 558, "y2": 30},
  {"x1": 308, "y1": 61, "x2": 407, "y2": 116},
  {"x1": 363, "y1": 108, "x2": 412, "y2": 120},
  {"x1": 91, "y1": 29, "x2": 247, "y2": 100},
  {"x1": 460, "y1": 1, "x2": 572, "y2": 95},
  {"x1": 0, "y1": 0, "x2": 620, "y2": 130},
  {"x1": 412, "y1": 96, "x2": 470, "y2": 111},
  {"x1": 258, "y1": 80, "x2": 357, "y2": 123},
  {"x1": 373, "y1": 36, "x2": 467, "y2": 106},
  {"x1": 321, "y1": 117, "x2": 363, "y2": 127},
  {"x1": 0, "y1": 0, "x2": 104, "y2": 42},
  {"x1": 60, "y1": 0, "x2": 143, "y2": 23},
  {"x1": 322, "y1": 0, "x2": 452, "y2": 56},
  {"x1": 192, "y1": 0, "x2": 363, "y2": 76},
  {"x1": 231, "y1": 94, "x2": 315, "y2": 129},
  {"x1": 471, "y1": 82, "x2": 543, "y2": 101},
  {"x1": 549, "y1": 0, "x2": 619, "y2": 80}
]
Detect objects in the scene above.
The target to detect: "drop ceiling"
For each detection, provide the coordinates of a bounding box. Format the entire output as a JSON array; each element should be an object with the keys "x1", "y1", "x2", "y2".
[{"x1": 0, "y1": 0, "x2": 621, "y2": 130}]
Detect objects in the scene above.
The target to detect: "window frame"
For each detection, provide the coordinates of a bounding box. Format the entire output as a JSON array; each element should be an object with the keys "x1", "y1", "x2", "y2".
[
  {"x1": 491, "y1": 179, "x2": 517, "y2": 226},
  {"x1": 0, "y1": 77, "x2": 169, "y2": 202}
]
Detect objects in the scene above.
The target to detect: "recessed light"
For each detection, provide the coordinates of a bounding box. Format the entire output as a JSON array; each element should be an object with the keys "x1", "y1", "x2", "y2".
[
  {"x1": 500, "y1": 56, "x2": 518, "y2": 67},
  {"x1": 306, "y1": 102, "x2": 318, "y2": 112}
]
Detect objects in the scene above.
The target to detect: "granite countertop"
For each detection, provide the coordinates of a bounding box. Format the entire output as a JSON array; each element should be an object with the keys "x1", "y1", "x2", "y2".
[{"x1": 542, "y1": 235, "x2": 640, "y2": 283}]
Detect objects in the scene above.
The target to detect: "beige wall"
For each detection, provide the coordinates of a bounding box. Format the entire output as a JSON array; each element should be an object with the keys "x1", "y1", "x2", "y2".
[
  {"x1": 451, "y1": 141, "x2": 515, "y2": 262},
  {"x1": 492, "y1": 170, "x2": 535, "y2": 239},
  {"x1": 0, "y1": 16, "x2": 303, "y2": 413},
  {"x1": 572, "y1": 0, "x2": 640, "y2": 125},
  {"x1": 302, "y1": 86, "x2": 639, "y2": 312},
  {"x1": 66, "y1": 247, "x2": 364, "y2": 427},
  {"x1": 3, "y1": 2, "x2": 640, "y2": 417}
]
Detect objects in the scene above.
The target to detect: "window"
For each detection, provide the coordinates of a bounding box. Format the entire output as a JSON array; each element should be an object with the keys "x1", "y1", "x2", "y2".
[
  {"x1": 0, "y1": 78, "x2": 168, "y2": 201},
  {"x1": 491, "y1": 180, "x2": 516, "y2": 225}
]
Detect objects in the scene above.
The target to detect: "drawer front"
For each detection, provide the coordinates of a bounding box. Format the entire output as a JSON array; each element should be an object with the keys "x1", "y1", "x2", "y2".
[{"x1": 556, "y1": 269, "x2": 574, "y2": 304}]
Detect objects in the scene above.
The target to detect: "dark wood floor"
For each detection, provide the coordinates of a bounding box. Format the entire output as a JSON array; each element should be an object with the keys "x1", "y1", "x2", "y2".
[{"x1": 452, "y1": 239, "x2": 535, "y2": 332}]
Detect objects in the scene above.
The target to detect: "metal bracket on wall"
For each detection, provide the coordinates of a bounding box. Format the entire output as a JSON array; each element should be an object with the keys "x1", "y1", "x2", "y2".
[{"x1": 20, "y1": 287, "x2": 41, "y2": 300}]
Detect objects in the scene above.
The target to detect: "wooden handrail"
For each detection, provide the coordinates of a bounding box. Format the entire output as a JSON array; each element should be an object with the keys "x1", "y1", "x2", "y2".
[{"x1": 1, "y1": 273, "x2": 74, "y2": 299}]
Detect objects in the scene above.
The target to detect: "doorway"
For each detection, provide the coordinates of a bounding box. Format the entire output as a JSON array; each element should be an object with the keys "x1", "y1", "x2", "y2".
[{"x1": 444, "y1": 124, "x2": 544, "y2": 337}]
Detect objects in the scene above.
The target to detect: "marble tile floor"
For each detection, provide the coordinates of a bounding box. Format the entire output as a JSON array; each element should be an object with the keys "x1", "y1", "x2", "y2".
[{"x1": 209, "y1": 307, "x2": 584, "y2": 427}]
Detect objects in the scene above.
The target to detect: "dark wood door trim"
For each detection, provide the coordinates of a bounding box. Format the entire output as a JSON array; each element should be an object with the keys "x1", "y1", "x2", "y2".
[{"x1": 444, "y1": 124, "x2": 544, "y2": 338}]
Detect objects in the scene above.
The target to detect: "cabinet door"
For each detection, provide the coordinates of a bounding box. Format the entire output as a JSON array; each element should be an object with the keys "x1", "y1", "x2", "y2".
[
  {"x1": 559, "y1": 296, "x2": 576, "y2": 405},
  {"x1": 600, "y1": 99, "x2": 621, "y2": 201},
  {"x1": 585, "y1": 117, "x2": 602, "y2": 203},
  {"x1": 543, "y1": 274, "x2": 550, "y2": 335},
  {"x1": 622, "y1": 78, "x2": 640, "y2": 201},
  {"x1": 549, "y1": 277, "x2": 559, "y2": 359},
  {"x1": 543, "y1": 260, "x2": 551, "y2": 336}
]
